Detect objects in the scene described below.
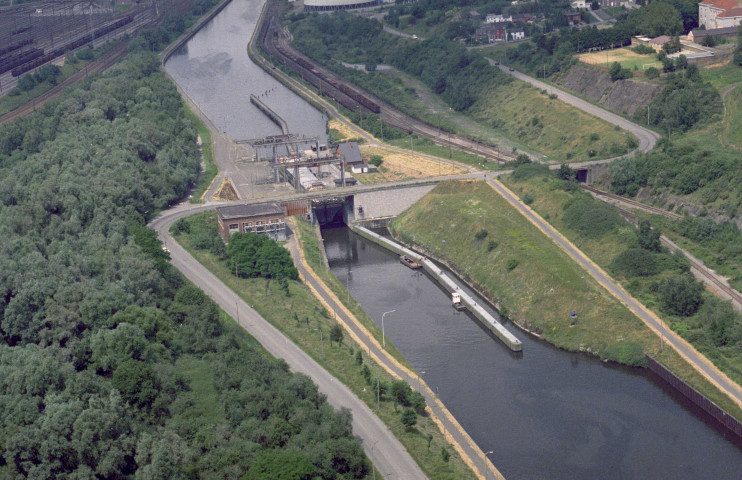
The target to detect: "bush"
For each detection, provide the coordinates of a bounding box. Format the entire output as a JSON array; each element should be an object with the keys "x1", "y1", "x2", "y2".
[
  {"x1": 511, "y1": 163, "x2": 550, "y2": 181},
  {"x1": 506, "y1": 258, "x2": 519, "y2": 271},
  {"x1": 645, "y1": 67, "x2": 659, "y2": 79},
  {"x1": 474, "y1": 229, "x2": 488, "y2": 241},
  {"x1": 610, "y1": 248, "x2": 661, "y2": 277},
  {"x1": 562, "y1": 198, "x2": 626, "y2": 238},
  {"x1": 631, "y1": 44, "x2": 655, "y2": 55},
  {"x1": 602, "y1": 342, "x2": 647, "y2": 366},
  {"x1": 658, "y1": 275, "x2": 704, "y2": 316},
  {"x1": 487, "y1": 240, "x2": 499, "y2": 252},
  {"x1": 368, "y1": 154, "x2": 383, "y2": 167},
  {"x1": 401, "y1": 408, "x2": 417, "y2": 429},
  {"x1": 76, "y1": 47, "x2": 94, "y2": 60}
]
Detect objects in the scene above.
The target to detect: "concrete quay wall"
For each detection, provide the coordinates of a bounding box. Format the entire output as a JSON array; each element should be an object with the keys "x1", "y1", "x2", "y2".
[{"x1": 351, "y1": 225, "x2": 522, "y2": 352}]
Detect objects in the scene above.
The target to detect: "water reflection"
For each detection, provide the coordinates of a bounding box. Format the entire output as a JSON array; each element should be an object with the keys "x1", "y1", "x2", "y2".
[{"x1": 323, "y1": 226, "x2": 742, "y2": 480}]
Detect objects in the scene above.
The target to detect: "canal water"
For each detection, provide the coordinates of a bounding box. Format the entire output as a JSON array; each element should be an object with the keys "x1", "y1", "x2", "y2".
[
  {"x1": 323, "y1": 227, "x2": 742, "y2": 480},
  {"x1": 164, "y1": 0, "x2": 327, "y2": 143}
]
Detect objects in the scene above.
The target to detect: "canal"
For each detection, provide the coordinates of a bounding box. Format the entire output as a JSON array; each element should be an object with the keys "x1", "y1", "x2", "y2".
[
  {"x1": 164, "y1": 0, "x2": 327, "y2": 143},
  {"x1": 323, "y1": 226, "x2": 742, "y2": 480},
  {"x1": 161, "y1": 0, "x2": 742, "y2": 476}
]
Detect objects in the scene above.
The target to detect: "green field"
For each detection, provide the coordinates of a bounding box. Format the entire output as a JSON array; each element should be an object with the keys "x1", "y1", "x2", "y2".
[
  {"x1": 173, "y1": 212, "x2": 478, "y2": 480},
  {"x1": 390, "y1": 179, "x2": 742, "y2": 420}
]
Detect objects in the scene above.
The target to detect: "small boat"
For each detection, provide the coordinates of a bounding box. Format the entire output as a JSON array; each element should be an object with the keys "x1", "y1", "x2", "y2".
[
  {"x1": 400, "y1": 254, "x2": 422, "y2": 269},
  {"x1": 452, "y1": 292, "x2": 467, "y2": 311}
]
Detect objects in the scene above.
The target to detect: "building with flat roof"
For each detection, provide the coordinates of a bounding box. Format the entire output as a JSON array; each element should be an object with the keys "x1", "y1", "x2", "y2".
[{"x1": 216, "y1": 202, "x2": 286, "y2": 242}]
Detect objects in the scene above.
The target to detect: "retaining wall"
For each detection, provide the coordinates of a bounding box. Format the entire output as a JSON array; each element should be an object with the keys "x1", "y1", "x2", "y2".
[
  {"x1": 351, "y1": 225, "x2": 522, "y2": 351},
  {"x1": 647, "y1": 355, "x2": 742, "y2": 440}
]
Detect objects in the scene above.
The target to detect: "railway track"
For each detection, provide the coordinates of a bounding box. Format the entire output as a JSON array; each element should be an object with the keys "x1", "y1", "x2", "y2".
[
  {"x1": 582, "y1": 184, "x2": 742, "y2": 310},
  {"x1": 581, "y1": 184, "x2": 683, "y2": 219},
  {"x1": 258, "y1": 0, "x2": 515, "y2": 163}
]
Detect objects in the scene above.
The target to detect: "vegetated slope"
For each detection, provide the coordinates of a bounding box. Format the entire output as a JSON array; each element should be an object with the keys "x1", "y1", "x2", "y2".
[
  {"x1": 0, "y1": 53, "x2": 367, "y2": 478},
  {"x1": 389, "y1": 179, "x2": 654, "y2": 365},
  {"x1": 289, "y1": 12, "x2": 634, "y2": 162},
  {"x1": 558, "y1": 63, "x2": 663, "y2": 116},
  {"x1": 501, "y1": 165, "x2": 742, "y2": 408}
]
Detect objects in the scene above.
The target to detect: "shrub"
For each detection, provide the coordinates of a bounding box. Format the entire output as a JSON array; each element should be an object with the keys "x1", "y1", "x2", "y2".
[
  {"x1": 562, "y1": 198, "x2": 626, "y2": 238},
  {"x1": 76, "y1": 47, "x2": 94, "y2": 60},
  {"x1": 487, "y1": 240, "x2": 499, "y2": 252},
  {"x1": 645, "y1": 67, "x2": 659, "y2": 79},
  {"x1": 522, "y1": 193, "x2": 534, "y2": 205},
  {"x1": 506, "y1": 258, "x2": 519, "y2": 271},
  {"x1": 368, "y1": 154, "x2": 383, "y2": 167},
  {"x1": 474, "y1": 229, "x2": 488, "y2": 241},
  {"x1": 602, "y1": 342, "x2": 647, "y2": 366},
  {"x1": 658, "y1": 275, "x2": 704, "y2": 316},
  {"x1": 610, "y1": 248, "x2": 661, "y2": 277},
  {"x1": 441, "y1": 447, "x2": 450, "y2": 462},
  {"x1": 511, "y1": 163, "x2": 550, "y2": 181},
  {"x1": 401, "y1": 408, "x2": 417, "y2": 430}
]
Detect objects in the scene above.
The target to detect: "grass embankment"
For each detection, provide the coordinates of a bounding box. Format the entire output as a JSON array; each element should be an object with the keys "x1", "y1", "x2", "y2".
[
  {"x1": 467, "y1": 80, "x2": 636, "y2": 163},
  {"x1": 577, "y1": 47, "x2": 658, "y2": 71},
  {"x1": 390, "y1": 179, "x2": 742, "y2": 421},
  {"x1": 173, "y1": 212, "x2": 476, "y2": 480},
  {"x1": 183, "y1": 103, "x2": 217, "y2": 203}
]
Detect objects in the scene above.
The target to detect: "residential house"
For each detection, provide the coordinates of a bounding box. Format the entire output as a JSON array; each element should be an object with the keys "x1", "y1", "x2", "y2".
[
  {"x1": 475, "y1": 23, "x2": 507, "y2": 42},
  {"x1": 565, "y1": 12, "x2": 582, "y2": 24},
  {"x1": 509, "y1": 30, "x2": 526, "y2": 41},
  {"x1": 649, "y1": 35, "x2": 671, "y2": 52},
  {"x1": 699, "y1": 0, "x2": 742, "y2": 29}
]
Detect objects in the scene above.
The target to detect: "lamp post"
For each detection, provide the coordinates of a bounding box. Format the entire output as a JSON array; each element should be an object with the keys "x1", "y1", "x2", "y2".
[
  {"x1": 484, "y1": 450, "x2": 494, "y2": 480},
  {"x1": 381, "y1": 309, "x2": 396, "y2": 348}
]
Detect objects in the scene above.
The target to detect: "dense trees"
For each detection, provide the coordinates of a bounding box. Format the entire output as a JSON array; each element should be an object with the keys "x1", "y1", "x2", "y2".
[{"x1": 0, "y1": 50, "x2": 367, "y2": 477}]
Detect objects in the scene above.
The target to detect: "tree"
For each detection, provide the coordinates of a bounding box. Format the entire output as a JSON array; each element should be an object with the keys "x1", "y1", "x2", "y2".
[
  {"x1": 330, "y1": 323, "x2": 344, "y2": 346},
  {"x1": 112, "y1": 359, "x2": 159, "y2": 409},
  {"x1": 390, "y1": 380, "x2": 411, "y2": 406},
  {"x1": 557, "y1": 163, "x2": 576, "y2": 181},
  {"x1": 400, "y1": 408, "x2": 417, "y2": 430},
  {"x1": 658, "y1": 275, "x2": 704, "y2": 316},
  {"x1": 637, "y1": 219, "x2": 662, "y2": 252}
]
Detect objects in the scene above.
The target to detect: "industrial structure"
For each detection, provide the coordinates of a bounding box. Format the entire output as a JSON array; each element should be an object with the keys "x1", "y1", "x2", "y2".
[{"x1": 216, "y1": 202, "x2": 287, "y2": 242}]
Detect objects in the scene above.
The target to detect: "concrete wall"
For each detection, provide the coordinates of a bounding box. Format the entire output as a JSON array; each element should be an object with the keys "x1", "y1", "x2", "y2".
[{"x1": 353, "y1": 184, "x2": 436, "y2": 221}]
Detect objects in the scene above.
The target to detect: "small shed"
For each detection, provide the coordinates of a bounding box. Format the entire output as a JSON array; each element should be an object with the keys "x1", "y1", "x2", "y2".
[{"x1": 337, "y1": 142, "x2": 369, "y2": 173}]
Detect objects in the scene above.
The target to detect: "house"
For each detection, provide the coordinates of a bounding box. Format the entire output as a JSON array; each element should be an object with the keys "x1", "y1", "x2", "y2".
[
  {"x1": 571, "y1": 0, "x2": 588, "y2": 8},
  {"x1": 649, "y1": 35, "x2": 671, "y2": 52},
  {"x1": 511, "y1": 13, "x2": 534, "y2": 23},
  {"x1": 336, "y1": 142, "x2": 373, "y2": 173},
  {"x1": 688, "y1": 25, "x2": 740, "y2": 42},
  {"x1": 509, "y1": 30, "x2": 525, "y2": 41},
  {"x1": 699, "y1": 0, "x2": 742, "y2": 28},
  {"x1": 475, "y1": 24, "x2": 507, "y2": 42},
  {"x1": 599, "y1": 0, "x2": 632, "y2": 7},
  {"x1": 216, "y1": 202, "x2": 286, "y2": 242},
  {"x1": 699, "y1": 0, "x2": 742, "y2": 29},
  {"x1": 565, "y1": 12, "x2": 582, "y2": 24},
  {"x1": 486, "y1": 13, "x2": 512, "y2": 23}
]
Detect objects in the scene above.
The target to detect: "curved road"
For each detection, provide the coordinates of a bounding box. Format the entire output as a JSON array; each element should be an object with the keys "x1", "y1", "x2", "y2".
[
  {"x1": 493, "y1": 62, "x2": 661, "y2": 158},
  {"x1": 487, "y1": 178, "x2": 742, "y2": 410},
  {"x1": 149, "y1": 204, "x2": 428, "y2": 480}
]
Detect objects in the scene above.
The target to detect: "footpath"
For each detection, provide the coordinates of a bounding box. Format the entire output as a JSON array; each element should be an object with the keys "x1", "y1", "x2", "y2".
[{"x1": 287, "y1": 219, "x2": 506, "y2": 480}]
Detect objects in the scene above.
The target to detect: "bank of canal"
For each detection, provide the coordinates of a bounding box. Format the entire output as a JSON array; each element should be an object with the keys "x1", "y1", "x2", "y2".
[{"x1": 322, "y1": 226, "x2": 742, "y2": 480}]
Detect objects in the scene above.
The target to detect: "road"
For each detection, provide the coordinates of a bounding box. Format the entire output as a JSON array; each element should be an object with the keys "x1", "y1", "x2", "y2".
[
  {"x1": 149, "y1": 205, "x2": 429, "y2": 480},
  {"x1": 487, "y1": 177, "x2": 742, "y2": 410},
  {"x1": 493, "y1": 61, "x2": 661, "y2": 157}
]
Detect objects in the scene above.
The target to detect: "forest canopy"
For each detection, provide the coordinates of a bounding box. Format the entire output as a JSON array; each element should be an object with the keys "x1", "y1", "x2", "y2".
[{"x1": 0, "y1": 51, "x2": 367, "y2": 478}]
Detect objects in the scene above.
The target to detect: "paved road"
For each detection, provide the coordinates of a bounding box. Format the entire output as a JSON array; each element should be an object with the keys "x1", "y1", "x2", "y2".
[
  {"x1": 492, "y1": 61, "x2": 661, "y2": 157},
  {"x1": 149, "y1": 205, "x2": 429, "y2": 480},
  {"x1": 487, "y1": 178, "x2": 742, "y2": 410}
]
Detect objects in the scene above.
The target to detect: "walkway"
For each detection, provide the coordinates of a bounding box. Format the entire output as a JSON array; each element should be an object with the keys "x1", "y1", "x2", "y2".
[
  {"x1": 486, "y1": 178, "x2": 742, "y2": 410},
  {"x1": 286, "y1": 224, "x2": 505, "y2": 480},
  {"x1": 149, "y1": 205, "x2": 429, "y2": 480}
]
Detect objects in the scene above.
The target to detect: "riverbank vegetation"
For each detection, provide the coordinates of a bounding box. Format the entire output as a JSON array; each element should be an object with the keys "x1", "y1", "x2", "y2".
[
  {"x1": 389, "y1": 179, "x2": 742, "y2": 420},
  {"x1": 287, "y1": 12, "x2": 634, "y2": 163},
  {"x1": 0, "y1": 50, "x2": 372, "y2": 478},
  {"x1": 172, "y1": 212, "x2": 478, "y2": 480}
]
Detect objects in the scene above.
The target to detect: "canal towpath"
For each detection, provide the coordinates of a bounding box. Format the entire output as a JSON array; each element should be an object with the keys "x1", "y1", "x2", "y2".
[{"x1": 287, "y1": 219, "x2": 505, "y2": 480}]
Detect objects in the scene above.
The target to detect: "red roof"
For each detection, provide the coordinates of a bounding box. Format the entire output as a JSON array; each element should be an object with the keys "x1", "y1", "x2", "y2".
[
  {"x1": 701, "y1": 0, "x2": 742, "y2": 10},
  {"x1": 719, "y1": 6, "x2": 742, "y2": 16}
]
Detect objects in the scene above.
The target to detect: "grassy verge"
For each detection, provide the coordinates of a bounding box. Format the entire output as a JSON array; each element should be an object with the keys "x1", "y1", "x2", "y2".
[
  {"x1": 183, "y1": 103, "x2": 217, "y2": 203},
  {"x1": 172, "y1": 212, "x2": 476, "y2": 480},
  {"x1": 389, "y1": 179, "x2": 742, "y2": 421}
]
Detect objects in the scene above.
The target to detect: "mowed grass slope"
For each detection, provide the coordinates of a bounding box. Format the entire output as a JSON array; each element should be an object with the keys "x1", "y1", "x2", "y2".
[
  {"x1": 467, "y1": 81, "x2": 635, "y2": 163},
  {"x1": 389, "y1": 179, "x2": 742, "y2": 420}
]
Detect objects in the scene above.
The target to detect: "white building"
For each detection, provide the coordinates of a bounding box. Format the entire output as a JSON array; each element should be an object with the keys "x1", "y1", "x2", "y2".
[
  {"x1": 485, "y1": 13, "x2": 512, "y2": 23},
  {"x1": 699, "y1": 0, "x2": 742, "y2": 29}
]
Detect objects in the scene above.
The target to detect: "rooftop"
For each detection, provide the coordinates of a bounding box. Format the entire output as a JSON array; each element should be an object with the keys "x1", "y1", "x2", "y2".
[{"x1": 216, "y1": 202, "x2": 284, "y2": 220}]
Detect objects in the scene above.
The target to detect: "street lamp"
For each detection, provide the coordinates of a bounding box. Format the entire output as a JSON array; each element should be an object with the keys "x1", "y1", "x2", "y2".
[
  {"x1": 314, "y1": 328, "x2": 324, "y2": 359},
  {"x1": 484, "y1": 450, "x2": 494, "y2": 480},
  {"x1": 381, "y1": 309, "x2": 396, "y2": 348}
]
